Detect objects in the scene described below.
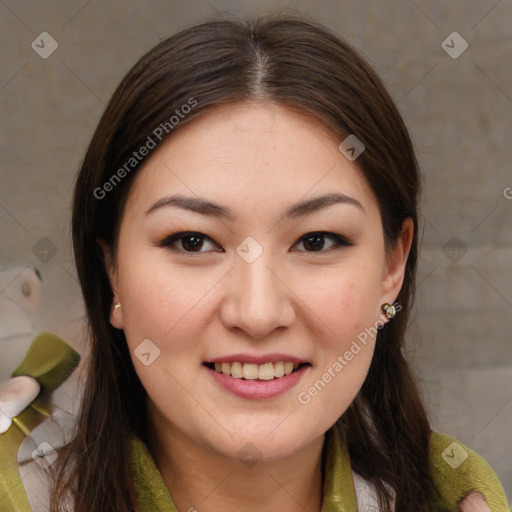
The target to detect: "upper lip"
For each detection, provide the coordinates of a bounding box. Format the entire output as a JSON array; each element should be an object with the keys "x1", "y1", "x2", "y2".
[{"x1": 204, "y1": 353, "x2": 309, "y2": 365}]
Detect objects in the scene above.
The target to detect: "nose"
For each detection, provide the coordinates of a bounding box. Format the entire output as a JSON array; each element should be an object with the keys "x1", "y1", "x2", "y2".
[{"x1": 219, "y1": 251, "x2": 296, "y2": 339}]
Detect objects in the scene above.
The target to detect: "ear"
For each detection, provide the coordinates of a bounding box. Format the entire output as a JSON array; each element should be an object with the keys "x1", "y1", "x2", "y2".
[
  {"x1": 96, "y1": 238, "x2": 124, "y2": 330},
  {"x1": 380, "y1": 217, "x2": 414, "y2": 306}
]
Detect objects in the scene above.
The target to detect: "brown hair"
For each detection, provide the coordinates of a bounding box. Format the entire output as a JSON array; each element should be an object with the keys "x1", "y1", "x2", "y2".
[{"x1": 52, "y1": 13, "x2": 445, "y2": 512}]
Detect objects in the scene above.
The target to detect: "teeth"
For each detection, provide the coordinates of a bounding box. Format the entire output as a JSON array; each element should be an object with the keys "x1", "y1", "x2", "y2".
[
  {"x1": 243, "y1": 363, "x2": 259, "y2": 380},
  {"x1": 209, "y1": 361, "x2": 304, "y2": 380},
  {"x1": 274, "y1": 361, "x2": 284, "y2": 378},
  {"x1": 231, "y1": 362, "x2": 243, "y2": 379},
  {"x1": 258, "y1": 363, "x2": 274, "y2": 381}
]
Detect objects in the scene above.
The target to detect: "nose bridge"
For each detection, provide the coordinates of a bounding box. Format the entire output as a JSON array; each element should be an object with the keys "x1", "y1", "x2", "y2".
[
  {"x1": 222, "y1": 242, "x2": 294, "y2": 337},
  {"x1": 238, "y1": 250, "x2": 277, "y2": 302}
]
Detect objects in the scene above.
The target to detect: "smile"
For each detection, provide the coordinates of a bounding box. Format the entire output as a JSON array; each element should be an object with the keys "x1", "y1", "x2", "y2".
[
  {"x1": 204, "y1": 361, "x2": 310, "y2": 380},
  {"x1": 203, "y1": 359, "x2": 311, "y2": 400}
]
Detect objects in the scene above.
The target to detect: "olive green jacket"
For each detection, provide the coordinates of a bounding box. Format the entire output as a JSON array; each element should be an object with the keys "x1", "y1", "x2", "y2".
[
  {"x1": 130, "y1": 427, "x2": 510, "y2": 512},
  {"x1": 0, "y1": 333, "x2": 510, "y2": 511}
]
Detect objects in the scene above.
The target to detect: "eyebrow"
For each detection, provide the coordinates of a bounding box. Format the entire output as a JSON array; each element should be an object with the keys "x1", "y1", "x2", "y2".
[{"x1": 144, "y1": 192, "x2": 364, "y2": 220}]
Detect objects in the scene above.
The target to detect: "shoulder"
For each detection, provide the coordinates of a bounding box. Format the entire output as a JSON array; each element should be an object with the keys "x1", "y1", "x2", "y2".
[
  {"x1": 429, "y1": 431, "x2": 510, "y2": 511},
  {"x1": 352, "y1": 431, "x2": 509, "y2": 512}
]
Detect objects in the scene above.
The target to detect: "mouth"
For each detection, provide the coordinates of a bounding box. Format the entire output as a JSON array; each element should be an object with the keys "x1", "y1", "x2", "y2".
[{"x1": 203, "y1": 361, "x2": 311, "y2": 381}]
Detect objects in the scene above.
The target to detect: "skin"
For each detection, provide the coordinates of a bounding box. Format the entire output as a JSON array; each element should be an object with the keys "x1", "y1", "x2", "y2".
[
  {"x1": 459, "y1": 492, "x2": 491, "y2": 512},
  {"x1": 100, "y1": 101, "x2": 483, "y2": 511}
]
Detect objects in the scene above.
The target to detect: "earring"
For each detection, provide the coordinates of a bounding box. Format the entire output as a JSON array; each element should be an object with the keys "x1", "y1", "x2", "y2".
[
  {"x1": 381, "y1": 303, "x2": 396, "y2": 319},
  {"x1": 114, "y1": 293, "x2": 122, "y2": 309}
]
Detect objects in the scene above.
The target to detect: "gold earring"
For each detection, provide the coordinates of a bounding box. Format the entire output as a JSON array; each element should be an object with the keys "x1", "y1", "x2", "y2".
[{"x1": 381, "y1": 303, "x2": 396, "y2": 319}]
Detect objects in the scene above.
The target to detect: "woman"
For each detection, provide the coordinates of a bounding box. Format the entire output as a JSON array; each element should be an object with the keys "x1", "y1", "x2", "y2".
[{"x1": 43, "y1": 13, "x2": 508, "y2": 512}]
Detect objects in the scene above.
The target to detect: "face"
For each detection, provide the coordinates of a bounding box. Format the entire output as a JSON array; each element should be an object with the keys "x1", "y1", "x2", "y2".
[{"x1": 104, "y1": 101, "x2": 412, "y2": 461}]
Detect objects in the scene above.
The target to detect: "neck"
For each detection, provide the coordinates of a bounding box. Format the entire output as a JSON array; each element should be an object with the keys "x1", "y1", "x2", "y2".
[{"x1": 144, "y1": 404, "x2": 325, "y2": 512}]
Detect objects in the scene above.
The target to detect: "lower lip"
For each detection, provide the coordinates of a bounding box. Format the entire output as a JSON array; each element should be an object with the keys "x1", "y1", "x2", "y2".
[{"x1": 204, "y1": 364, "x2": 309, "y2": 400}]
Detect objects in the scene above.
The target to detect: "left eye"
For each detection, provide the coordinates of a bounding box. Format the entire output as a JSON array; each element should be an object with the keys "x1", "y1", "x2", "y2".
[
  {"x1": 293, "y1": 232, "x2": 351, "y2": 252},
  {"x1": 158, "y1": 231, "x2": 351, "y2": 254}
]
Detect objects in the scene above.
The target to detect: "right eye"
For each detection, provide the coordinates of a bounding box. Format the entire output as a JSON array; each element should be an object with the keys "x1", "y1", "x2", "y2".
[{"x1": 157, "y1": 231, "x2": 223, "y2": 254}]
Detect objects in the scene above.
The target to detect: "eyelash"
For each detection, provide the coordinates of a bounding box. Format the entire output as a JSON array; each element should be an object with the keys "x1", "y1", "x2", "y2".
[{"x1": 157, "y1": 231, "x2": 353, "y2": 255}]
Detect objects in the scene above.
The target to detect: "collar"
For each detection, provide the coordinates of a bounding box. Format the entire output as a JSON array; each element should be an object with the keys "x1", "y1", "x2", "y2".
[{"x1": 129, "y1": 425, "x2": 359, "y2": 512}]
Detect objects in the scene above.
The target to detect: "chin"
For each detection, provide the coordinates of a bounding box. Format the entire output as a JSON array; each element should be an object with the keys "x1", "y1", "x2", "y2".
[{"x1": 219, "y1": 425, "x2": 317, "y2": 463}]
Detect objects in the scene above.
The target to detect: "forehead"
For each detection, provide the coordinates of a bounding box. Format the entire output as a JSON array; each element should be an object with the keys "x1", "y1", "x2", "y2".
[{"x1": 124, "y1": 101, "x2": 378, "y2": 220}]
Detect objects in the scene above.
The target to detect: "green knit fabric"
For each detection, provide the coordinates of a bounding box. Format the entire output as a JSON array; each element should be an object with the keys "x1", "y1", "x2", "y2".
[
  {"x1": 0, "y1": 332, "x2": 80, "y2": 512},
  {"x1": 130, "y1": 426, "x2": 358, "y2": 512},
  {"x1": 11, "y1": 331, "x2": 80, "y2": 393},
  {"x1": 429, "y1": 432, "x2": 510, "y2": 512},
  {"x1": 0, "y1": 399, "x2": 50, "y2": 512},
  {"x1": 129, "y1": 428, "x2": 510, "y2": 512}
]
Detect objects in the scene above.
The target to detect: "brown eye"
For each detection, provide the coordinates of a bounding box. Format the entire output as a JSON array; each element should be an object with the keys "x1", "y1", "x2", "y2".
[
  {"x1": 180, "y1": 234, "x2": 205, "y2": 252},
  {"x1": 294, "y1": 232, "x2": 351, "y2": 252},
  {"x1": 158, "y1": 232, "x2": 221, "y2": 253}
]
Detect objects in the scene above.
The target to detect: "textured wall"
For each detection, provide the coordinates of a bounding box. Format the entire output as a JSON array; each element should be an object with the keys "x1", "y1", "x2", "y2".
[{"x1": 1, "y1": 0, "x2": 510, "y2": 499}]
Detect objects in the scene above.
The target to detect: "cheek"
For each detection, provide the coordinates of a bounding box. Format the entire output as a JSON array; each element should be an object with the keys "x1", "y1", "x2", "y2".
[
  {"x1": 298, "y1": 312, "x2": 377, "y2": 430},
  {"x1": 116, "y1": 254, "x2": 213, "y2": 420},
  {"x1": 294, "y1": 258, "x2": 383, "y2": 419},
  {"x1": 300, "y1": 259, "x2": 384, "y2": 341},
  {"x1": 116, "y1": 249, "x2": 214, "y2": 356}
]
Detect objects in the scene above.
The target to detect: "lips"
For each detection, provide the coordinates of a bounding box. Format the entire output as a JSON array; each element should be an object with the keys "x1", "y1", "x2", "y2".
[
  {"x1": 203, "y1": 354, "x2": 311, "y2": 382},
  {"x1": 203, "y1": 361, "x2": 310, "y2": 400},
  {"x1": 204, "y1": 361, "x2": 311, "y2": 380}
]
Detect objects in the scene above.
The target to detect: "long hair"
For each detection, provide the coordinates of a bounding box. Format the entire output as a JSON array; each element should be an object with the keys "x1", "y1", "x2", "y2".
[{"x1": 52, "y1": 14, "x2": 442, "y2": 511}]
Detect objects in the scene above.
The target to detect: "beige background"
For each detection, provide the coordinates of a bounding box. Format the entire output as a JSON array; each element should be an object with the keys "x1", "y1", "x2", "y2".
[{"x1": 0, "y1": 0, "x2": 510, "y2": 499}]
